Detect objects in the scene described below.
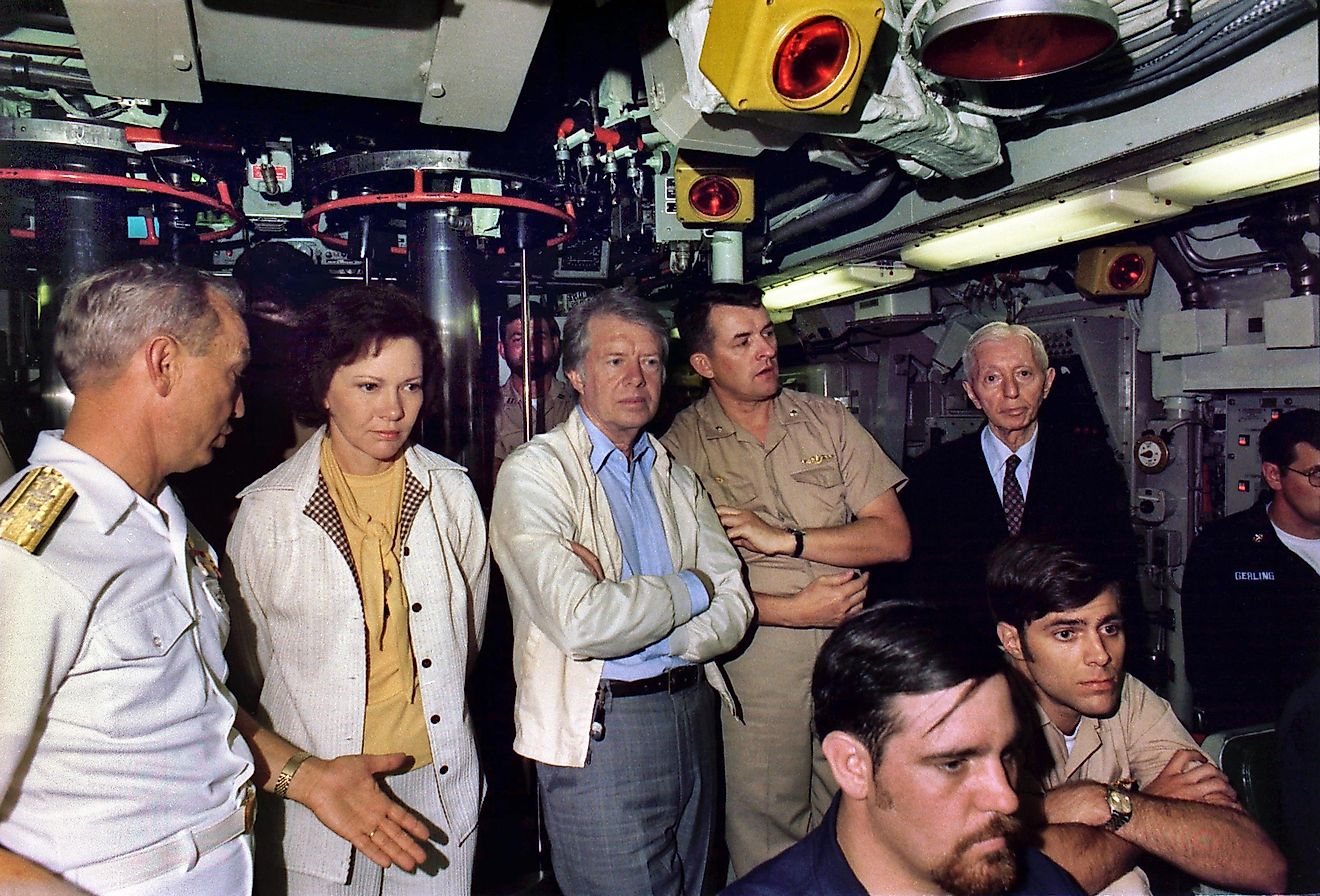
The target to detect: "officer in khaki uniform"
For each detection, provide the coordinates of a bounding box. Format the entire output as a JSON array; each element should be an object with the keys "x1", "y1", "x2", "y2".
[
  {"x1": 662, "y1": 285, "x2": 910, "y2": 877},
  {"x1": 493, "y1": 300, "x2": 574, "y2": 472}
]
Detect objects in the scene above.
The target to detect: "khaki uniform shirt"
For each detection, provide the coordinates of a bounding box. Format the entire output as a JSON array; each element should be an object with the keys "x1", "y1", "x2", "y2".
[
  {"x1": 1019, "y1": 674, "x2": 1205, "y2": 896},
  {"x1": 662, "y1": 389, "x2": 906, "y2": 597},
  {"x1": 493, "y1": 377, "x2": 574, "y2": 464}
]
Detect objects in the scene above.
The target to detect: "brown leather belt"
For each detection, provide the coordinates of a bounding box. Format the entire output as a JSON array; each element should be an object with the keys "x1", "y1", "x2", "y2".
[{"x1": 605, "y1": 665, "x2": 701, "y2": 698}]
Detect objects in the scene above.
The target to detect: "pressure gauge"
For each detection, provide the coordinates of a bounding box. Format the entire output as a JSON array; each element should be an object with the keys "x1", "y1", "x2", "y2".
[{"x1": 1135, "y1": 434, "x2": 1172, "y2": 473}]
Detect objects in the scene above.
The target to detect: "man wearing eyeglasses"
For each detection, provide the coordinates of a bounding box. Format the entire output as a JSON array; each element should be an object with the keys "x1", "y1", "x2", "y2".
[{"x1": 1182, "y1": 406, "x2": 1320, "y2": 730}]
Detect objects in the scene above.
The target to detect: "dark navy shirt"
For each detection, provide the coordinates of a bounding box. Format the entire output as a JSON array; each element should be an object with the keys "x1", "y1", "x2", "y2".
[{"x1": 721, "y1": 795, "x2": 1085, "y2": 896}]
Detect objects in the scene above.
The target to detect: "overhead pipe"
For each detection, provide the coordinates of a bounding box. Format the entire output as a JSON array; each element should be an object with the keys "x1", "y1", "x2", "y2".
[
  {"x1": 1240, "y1": 206, "x2": 1320, "y2": 297},
  {"x1": 709, "y1": 231, "x2": 744, "y2": 284},
  {"x1": 0, "y1": 40, "x2": 83, "y2": 58},
  {"x1": 1170, "y1": 231, "x2": 1277, "y2": 273},
  {"x1": 0, "y1": 55, "x2": 94, "y2": 92},
  {"x1": 1151, "y1": 235, "x2": 1209, "y2": 310},
  {"x1": 749, "y1": 167, "x2": 897, "y2": 262},
  {"x1": 762, "y1": 175, "x2": 836, "y2": 218},
  {"x1": 0, "y1": 12, "x2": 74, "y2": 33}
]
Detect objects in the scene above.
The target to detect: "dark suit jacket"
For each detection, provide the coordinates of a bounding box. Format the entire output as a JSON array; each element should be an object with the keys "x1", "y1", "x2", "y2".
[{"x1": 883, "y1": 426, "x2": 1139, "y2": 639}]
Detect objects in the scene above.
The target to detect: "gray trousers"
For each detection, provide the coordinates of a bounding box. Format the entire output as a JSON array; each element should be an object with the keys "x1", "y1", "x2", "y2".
[{"x1": 537, "y1": 681, "x2": 719, "y2": 896}]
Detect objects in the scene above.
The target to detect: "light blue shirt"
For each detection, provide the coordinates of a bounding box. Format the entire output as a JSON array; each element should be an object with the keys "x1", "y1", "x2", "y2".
[
  {"x1": 579, "y1": 411, "x2": 709, "y2": 681},
  {"x1": 981, "y1": 424, "x2": 1040, "y2": 504}
]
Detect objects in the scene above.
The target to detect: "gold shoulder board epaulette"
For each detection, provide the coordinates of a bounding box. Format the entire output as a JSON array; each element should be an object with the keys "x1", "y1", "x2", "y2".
[{"x1": 0, "y1": 466, "x2": 77, "y2": 553}]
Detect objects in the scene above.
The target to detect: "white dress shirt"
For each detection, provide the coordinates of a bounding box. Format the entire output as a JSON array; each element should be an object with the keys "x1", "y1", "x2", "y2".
[
  {"x1": 0, "y1": 432, "x2": 253, "y2": 891},
  {"x1": 980, "y1": 424, "x2": 1040, "y2": 504}
]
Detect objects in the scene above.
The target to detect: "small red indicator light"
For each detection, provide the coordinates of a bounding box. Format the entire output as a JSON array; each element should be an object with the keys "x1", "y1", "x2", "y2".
[
  {"x1": 1238, "y1": 480, "x2": 1250, "y2": 492},
  {"x1": 773, "y1": 17, "x2": 851, "y2": 100},
  {"x1": 689, "y1": 175, "x2": 742, "y2": 220},
  {"x1": 1271, "y1": 410, "x2": 1282, "y2": 420},
  {"x1": 1108, "y1": 252, "x2": 1148, "y2": 291},
  {"x1": 1238, "y1": 435, "x2": 1250, "y2": 447}
]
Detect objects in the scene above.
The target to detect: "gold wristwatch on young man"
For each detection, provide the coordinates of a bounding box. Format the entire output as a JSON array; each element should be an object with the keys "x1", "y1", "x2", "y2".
[{"x1": 1104, "y1": 777, "x2": 1136, "y2": 832}]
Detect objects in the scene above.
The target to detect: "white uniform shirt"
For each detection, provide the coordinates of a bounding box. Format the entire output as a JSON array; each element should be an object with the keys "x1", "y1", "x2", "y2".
[{"x1": 0, "y1": 432, "x2": 253, "y2": 882}]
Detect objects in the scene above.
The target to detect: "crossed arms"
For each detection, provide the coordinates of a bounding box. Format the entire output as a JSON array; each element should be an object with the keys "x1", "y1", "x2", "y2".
[
  {"x1": 489, "y1": 442, "x2": 752, "y2": 663},
  {"x1": 1036, "y1": 748, "x2": 1285, "y2": 894},
  {"x1": 716, "y1": 488, "x2": 909, "y2": 629}
]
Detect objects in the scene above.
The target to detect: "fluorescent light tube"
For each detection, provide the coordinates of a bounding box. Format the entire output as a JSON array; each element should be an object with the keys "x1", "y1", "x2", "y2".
[
  {"x1": 1147, "y1": 114, "x2": 1320, "y2": 205},
  {"x1": 761, "y1": 262, "x2": 917, "y2": 311},
  {"x1": 901, "y1": 185, "x2": 1188, "y2": 272}
]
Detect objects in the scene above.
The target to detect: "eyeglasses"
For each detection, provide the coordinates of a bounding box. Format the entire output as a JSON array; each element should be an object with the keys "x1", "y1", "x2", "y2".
[{"x1": 1284, "y1": 467, "x2": 1320, "y2": 488}]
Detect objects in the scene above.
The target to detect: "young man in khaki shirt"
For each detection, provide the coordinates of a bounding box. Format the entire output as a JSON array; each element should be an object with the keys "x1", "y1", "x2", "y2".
[
  {"x1": 662, "y1": 285, "x2": 911, "y2": 877},
  {"x1": 988, "y1": 537, "x2": 1284, "y2": 895}
]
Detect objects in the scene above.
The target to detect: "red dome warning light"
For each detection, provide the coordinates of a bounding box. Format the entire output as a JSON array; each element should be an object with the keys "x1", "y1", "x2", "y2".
[
  {"x1": 1075, "y1": 244, "x2": 1157, "y2": 298},
  {"x1": 1107, "y1": 251, "x2": 1148, "y2": 291},
  {"x1": 773, "y1": 17, "x2": 852, "y2": 102},
  {"x1": 675, "y1": 153, "x2": 755, "y2": 225},
  {"x1": 689, "y1": 175, "x2": 743, "y2": 221},
  {"x1": 919, "y1": 0, "x2": 1119, "y2": 81}
]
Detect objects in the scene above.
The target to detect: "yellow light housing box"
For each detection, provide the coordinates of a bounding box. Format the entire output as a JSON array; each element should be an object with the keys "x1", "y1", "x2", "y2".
[
  {"x1": 699, "y1": 0, "x2": 885, "y2": 115},
  {"x1": 675, "y1": 152, "x2": 755, "y2": 225}
]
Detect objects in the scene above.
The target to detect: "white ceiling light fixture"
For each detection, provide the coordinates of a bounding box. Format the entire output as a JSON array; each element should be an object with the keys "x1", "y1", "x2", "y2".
[
  {"x1": 900, "y1": 112, "x2": 1318, "y2": 274},
  {"x1": 900, "y1": 184, "x2": 1189, "y2": 272},
  {"x1": 761, "y1": 262, "x2": 918, "y2": 313},
  {"x1": 1146, "y1": 114, "x2": 1320, "y2": 206},
  {"x1": 917, "y1": 0, "x2": 1119, "y2": 81}
]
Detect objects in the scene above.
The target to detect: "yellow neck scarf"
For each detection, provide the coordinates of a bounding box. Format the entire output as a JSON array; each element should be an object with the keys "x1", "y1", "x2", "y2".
[{"x1": 319, "y1": 438, "x2": 417, "y2": 703}]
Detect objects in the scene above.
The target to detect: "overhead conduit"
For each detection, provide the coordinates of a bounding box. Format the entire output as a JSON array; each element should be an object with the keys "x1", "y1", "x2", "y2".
[
  {"x1": 1042, "y1": 0, "x2": 1316, "y2": 118},
  {"x1": 750, "y1": 165, "x2": 899, "y2": 263}
]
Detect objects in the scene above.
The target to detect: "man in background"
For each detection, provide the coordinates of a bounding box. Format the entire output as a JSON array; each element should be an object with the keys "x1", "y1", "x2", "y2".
[
  {"x1": 493, "y1": 299, "x2": 573, "y2": 474},
  {"x1": 1181, "y1": 406, "x2": 1320, "y2": 729},
  {"x1": 896, "y1": 321, "x2": 1138, "y2": 642}
]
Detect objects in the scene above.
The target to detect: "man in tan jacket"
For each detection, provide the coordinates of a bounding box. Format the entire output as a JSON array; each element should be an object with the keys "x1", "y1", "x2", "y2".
[{"x1": 491, "y1": 288, "x2": 752, "y2": 896}]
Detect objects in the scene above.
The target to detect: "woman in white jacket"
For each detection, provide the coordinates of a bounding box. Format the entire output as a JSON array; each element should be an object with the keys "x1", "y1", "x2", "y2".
[{"x1": 225, "y1": 284, "x2": 488, "y2": 895}]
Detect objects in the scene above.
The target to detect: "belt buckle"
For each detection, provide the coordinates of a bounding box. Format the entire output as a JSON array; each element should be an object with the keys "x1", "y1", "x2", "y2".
[
  {"x1": 241, "y1": 784, "x2": 258, "y2": 833},
  {"x1": 667, "y1": 666, "x2": 691, "y2": 693}
]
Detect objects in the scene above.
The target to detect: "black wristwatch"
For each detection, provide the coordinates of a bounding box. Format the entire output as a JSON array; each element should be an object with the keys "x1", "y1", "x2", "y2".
[
  {"x1": 1104, "y1": 778, "x2": 1136, "y2": 832},
  {"x1": 789, "y1": 528, "x2": 805, "y2": 558}
]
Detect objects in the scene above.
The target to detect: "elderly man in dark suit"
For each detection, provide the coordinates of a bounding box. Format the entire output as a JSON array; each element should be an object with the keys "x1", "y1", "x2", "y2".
[{"x1": 895, "y1": 322, "x2": 1138, "y2": 641}]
